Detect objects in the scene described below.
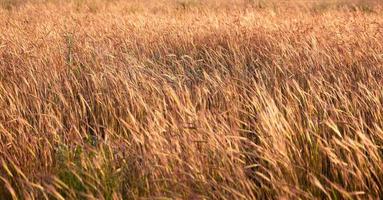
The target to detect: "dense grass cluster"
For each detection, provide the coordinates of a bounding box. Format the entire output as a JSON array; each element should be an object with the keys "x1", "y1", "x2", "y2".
[{"x1": 1, "y1": 0, "x2": 383, "y2": 199}]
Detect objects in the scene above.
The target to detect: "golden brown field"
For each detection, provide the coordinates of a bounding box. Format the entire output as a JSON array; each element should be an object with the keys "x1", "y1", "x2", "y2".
[{"x1": 1, "y1": 0, "x2": 383, "y2": 199}]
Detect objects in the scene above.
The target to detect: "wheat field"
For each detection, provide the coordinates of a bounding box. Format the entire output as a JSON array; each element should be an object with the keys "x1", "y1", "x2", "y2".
[{"x1": 0, "y1": 0, "x2": 383, "y2": 199}]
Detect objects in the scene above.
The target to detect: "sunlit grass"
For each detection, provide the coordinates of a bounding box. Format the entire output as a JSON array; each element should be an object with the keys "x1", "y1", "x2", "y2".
[{"x1": 0, "y1": 0, "x2": 383, "y2": 199}]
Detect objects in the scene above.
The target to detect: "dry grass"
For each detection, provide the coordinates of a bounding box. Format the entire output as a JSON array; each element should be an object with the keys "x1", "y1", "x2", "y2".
[{"x1": 0, "y1": 0, "x2": 383, "y2": 199}]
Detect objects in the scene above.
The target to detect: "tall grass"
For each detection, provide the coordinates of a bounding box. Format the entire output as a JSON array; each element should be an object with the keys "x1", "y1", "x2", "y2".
[{"x1": 0, "y1": 0, "x2": 383, "y2": 199}]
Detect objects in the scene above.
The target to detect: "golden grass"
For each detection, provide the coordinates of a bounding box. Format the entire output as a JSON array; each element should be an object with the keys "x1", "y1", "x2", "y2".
[{"x1": 0, "y1": 0, "x2": 383, "y2": 199}]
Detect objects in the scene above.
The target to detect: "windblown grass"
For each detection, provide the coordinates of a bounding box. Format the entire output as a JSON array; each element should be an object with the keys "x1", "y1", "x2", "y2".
[{"x1": 0, "y1": 0, "x2": 383, "y2": 199}]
